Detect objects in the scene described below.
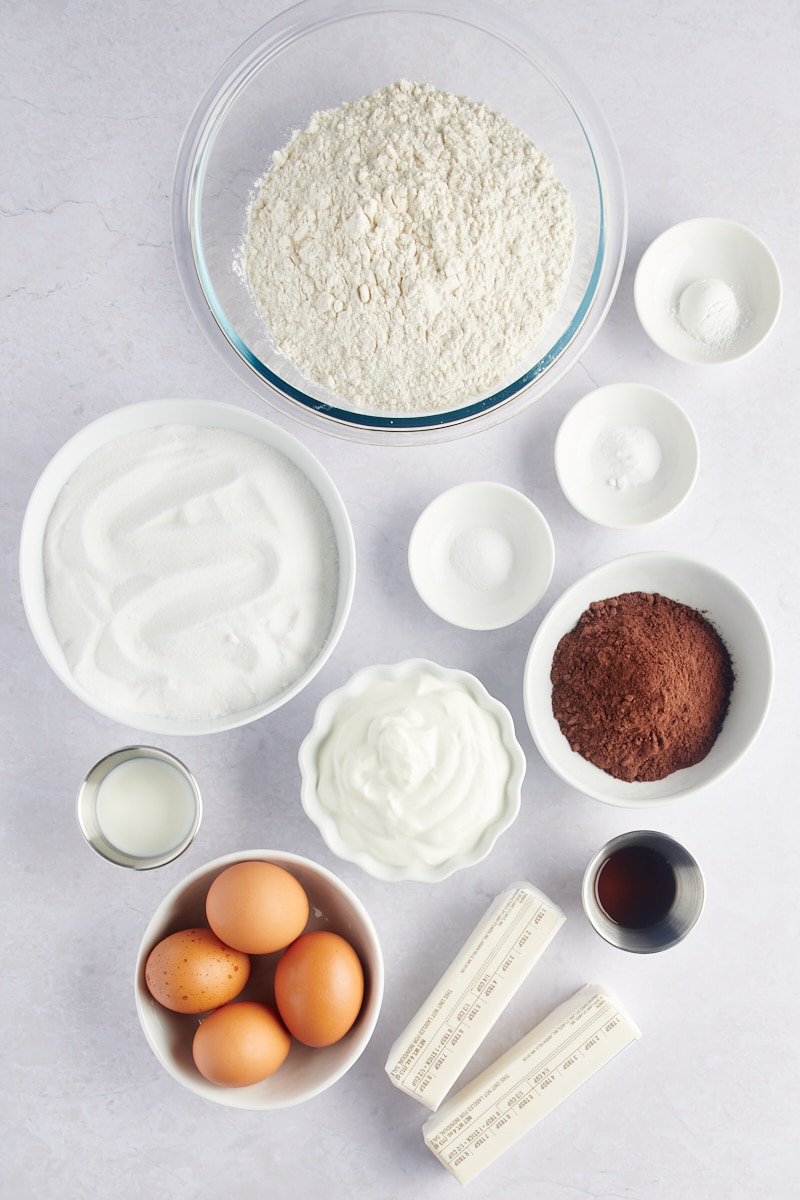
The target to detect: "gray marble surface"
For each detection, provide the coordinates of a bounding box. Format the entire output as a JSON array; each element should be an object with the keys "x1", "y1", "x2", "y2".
[{"x1": 2, "y1": 1, "x2": 799, "y2": 1197}]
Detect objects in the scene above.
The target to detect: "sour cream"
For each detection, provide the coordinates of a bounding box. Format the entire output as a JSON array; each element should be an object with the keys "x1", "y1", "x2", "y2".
[{"x1": 314, "y1": 666, "x2": 515, "y2": 869}]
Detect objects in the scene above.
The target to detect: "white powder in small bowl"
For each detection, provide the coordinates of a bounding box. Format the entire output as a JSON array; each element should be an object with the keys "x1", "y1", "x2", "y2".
[
  {"x1": 677, "y1": 278, "x2": 742, "y2": 349},
  {"x1": 449, "y1": 527, "x2": 515, "y2": 592},
  {"x1": 43, "y1": 425, "x2": 339, "y2": 722},
  {"x1": 596, "y1": 425, "x2": 662, "y2": 491}
]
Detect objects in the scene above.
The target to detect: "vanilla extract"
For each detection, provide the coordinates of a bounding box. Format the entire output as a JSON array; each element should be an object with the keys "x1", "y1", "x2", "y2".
[{"x1": 595, "y1": 843, "x2": 677, "y2": 929}]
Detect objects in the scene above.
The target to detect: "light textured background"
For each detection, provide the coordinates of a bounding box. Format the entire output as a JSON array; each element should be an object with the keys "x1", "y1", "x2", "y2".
[{"x1": 2, "y1": 1, "x2": 799, "y2": 1197}]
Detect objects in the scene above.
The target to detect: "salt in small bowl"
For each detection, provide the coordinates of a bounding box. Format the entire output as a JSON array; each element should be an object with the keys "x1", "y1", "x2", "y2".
[
  {"x1": 554, "y1": 383, "x2": 699, "y2": 529},
  {"x1": 408, "y1": 482, "x2": 555, "y2": 630},
  {"x1": 633, "y1": 217, "x2": 782, "y2": 365}
]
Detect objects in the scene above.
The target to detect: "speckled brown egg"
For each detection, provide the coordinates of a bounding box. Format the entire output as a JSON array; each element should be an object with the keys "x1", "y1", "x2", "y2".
[{"x1": 144, "y1": 927, "x2": 250, "y2": 1014}]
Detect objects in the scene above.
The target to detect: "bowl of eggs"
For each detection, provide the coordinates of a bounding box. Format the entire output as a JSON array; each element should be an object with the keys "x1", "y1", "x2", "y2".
[{"x1": 135, "y1": 850, "x2": 384, "y2": 1108}]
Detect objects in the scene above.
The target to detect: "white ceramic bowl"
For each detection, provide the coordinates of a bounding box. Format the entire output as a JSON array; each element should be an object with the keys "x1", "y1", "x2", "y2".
[
  {"x1": 633, "y1": 218, "x2": 782, "y2": 365},
  {"x1": 299, "y1": 659, "x2": 526, "y2": 881},
  {"x1": 408, "y1": 483, "x2": 555, "y2": 629},
  {"x1": 172, "y1": 0, "x2": 626, "y2": 444},
  {"x1": 19, "y1": 399, "x2": 355, "y2": 735},
  {"x1": 554, "y1": 383, "x2": 699, "y2": 528},
  {"x1": 135, "y1": 850, "x2": 384, "y2": 1109},
  {"x1": 523, "y1": 552, "x2": 772, "y2": 806}
]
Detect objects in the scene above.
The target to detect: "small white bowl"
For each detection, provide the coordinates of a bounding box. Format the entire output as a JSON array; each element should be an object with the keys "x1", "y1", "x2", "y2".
[
  {"x1": 299, "y1": 659, "x2": 526, "y2": 882},
  {"x1": 408, "y1": 483, "x2": 555, "y2": 629},
  {"x1": 135, "y1": 850, "x2": 384, "y2": 1109},
  {"x1": 19, "y1": 399, "x2": 356, "y2": 735},
  {"x1": 634, "y1": 218, "x2": 782, "y2": 364},
  {"x1": 554, "y1": 383, "x2": 699, "y2": 528},
  {"x1": 523, "y1": 552, "x2": 772, "y2": 807}
]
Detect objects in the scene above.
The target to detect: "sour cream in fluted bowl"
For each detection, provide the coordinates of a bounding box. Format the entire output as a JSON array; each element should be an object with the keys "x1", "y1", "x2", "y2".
[{"x1": 298, "y1": 660, "x2": 525, "y2": 883}]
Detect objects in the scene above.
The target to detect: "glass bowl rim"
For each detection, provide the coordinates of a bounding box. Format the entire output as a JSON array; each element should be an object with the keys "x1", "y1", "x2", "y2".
[{"x1": 171, "y1": 0, "x2": 627, "y2": 444}]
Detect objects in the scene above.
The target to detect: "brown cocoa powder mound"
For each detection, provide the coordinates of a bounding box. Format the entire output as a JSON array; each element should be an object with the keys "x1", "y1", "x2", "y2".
[{"x1": 550, "y1": 591, "x2": 735, "y2": 783}]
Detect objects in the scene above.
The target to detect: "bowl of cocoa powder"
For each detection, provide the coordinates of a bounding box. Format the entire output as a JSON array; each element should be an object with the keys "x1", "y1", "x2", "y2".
[{"x1": 523, "y1": 552, "x2": 773, "y2": 805}]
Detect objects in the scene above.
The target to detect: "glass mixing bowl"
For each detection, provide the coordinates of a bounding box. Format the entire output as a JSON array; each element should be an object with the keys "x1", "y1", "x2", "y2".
[{"x1": 172, "y1": 0, "x2": 626, "y2": 445}]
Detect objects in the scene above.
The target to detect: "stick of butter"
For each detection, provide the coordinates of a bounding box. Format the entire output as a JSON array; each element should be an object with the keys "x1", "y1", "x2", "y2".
[
  {"x1": 422, "y1": 983, "x2": 642, "y2": 1186},
  {"x1": 385, "y1": 883, "x2": 565, "y2": 1111}
]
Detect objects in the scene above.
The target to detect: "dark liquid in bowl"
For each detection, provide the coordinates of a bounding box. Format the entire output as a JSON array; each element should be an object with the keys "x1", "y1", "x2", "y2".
[{"x1": 595, "y1": 845, "x2": 676, "y2": 929}]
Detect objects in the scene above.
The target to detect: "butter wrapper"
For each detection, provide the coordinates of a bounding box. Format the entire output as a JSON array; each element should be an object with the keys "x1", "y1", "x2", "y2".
[
  {"x1": 385, "y1": 882, "x2": 565, "y2": 1111},
  {"x1": 422, "y1": 983, "x2": 642, "y2": 1186}
]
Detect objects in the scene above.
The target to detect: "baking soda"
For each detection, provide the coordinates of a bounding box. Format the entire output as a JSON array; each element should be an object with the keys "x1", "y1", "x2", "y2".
[{"x1": 596, "y1": 425, "x2": 662, "y2": 490}]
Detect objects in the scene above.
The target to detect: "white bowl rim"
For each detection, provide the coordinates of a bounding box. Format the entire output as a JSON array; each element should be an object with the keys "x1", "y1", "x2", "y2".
[
  {"x1": 19, "y1": 398, "x2": 356, "y2": 735},
  {"x1": 407, "y1": 481, "x2": 556, "y2": 629},
  {"x1": 633, "y1": 217, "x2": 782, "y2": 366},
  {"x1": 523, "y1": 551, "x2": 773, "y2": 806},
  {"x1": 299, "y1": 658, "x2": 526, "y2": 881},
  {"x1": 134, "y1": 848, "x2": 385, "y2": 1109},
  {"x1": 553, "y1": 382, "x2": 700, "y2": 529}
]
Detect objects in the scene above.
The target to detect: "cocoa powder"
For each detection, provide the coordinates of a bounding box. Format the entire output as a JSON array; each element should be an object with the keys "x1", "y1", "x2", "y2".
[{"x1": 550, "y1": 591, "x2": 734, "y2": 783}]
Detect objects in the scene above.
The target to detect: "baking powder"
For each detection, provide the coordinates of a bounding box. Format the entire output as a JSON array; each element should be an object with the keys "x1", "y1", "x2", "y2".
[
  {"x1": 676, "y1": 277, "x2": 742, "y2": 349},
  {"x1": 243, "y1": 80, "x2": 575, "y2": 413}
]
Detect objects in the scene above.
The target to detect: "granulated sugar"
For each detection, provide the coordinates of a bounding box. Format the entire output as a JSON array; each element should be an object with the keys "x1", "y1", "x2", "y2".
[
  {"x1": 43, "y1": 425, "x2": 339, "y2": 722},
  {"x1": 243, "y1": 80, "x2": 575, "y2": 414}
]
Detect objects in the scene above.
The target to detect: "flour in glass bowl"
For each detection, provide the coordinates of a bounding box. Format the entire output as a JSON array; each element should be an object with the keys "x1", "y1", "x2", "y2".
[
  {"x1": 242, "y1": 80, "x2": 575, "y2": 414},
  {"x1": 42, "y1": 425, "x2": 339, "y2": 723}
]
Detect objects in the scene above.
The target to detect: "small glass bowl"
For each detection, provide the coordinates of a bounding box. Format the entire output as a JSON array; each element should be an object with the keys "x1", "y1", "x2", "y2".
[
  {"x1": 77, "y1": 746, "x2": 202, "y2": 870},
  {"x1": 172, "y1": 0, "x2": 626, "y2": 445}
]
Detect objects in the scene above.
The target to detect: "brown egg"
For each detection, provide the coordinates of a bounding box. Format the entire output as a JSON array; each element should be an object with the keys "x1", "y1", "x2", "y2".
[
  {"x1": 274, "y1": 930, "x2": 364, "y2": 1048},
  {"x1": 192, "y1": 1001, "x2": 292, "y2": 1087},
  {"x1": 205, "y1": 860, "x2": 309, "y2": 954},
  {"x1": 145, "y1": 927, "x2": 250, "y2": 1014}
]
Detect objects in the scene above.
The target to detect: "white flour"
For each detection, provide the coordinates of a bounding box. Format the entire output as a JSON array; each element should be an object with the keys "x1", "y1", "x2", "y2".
[{"x1": 243, "y1": 80, "x2": 575, "y2": 413}]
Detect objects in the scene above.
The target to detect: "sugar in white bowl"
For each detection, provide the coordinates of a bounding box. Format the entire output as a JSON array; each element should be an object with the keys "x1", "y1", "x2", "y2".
[{"x1": 20, "y1": 400, "x2": 356, "y2": 735}]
